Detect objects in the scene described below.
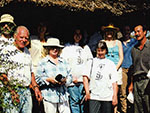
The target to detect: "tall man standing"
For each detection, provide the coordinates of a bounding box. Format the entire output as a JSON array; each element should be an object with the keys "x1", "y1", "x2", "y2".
[
  {"x1": 119, "y1": 25, "x2": 137, "y2": 113},
  {"x1": 128, "y1": 25, "x2": 150, "y2": 113},
  {"x1": 0, "y1": 26, "x2": 42, "y2": 113}
]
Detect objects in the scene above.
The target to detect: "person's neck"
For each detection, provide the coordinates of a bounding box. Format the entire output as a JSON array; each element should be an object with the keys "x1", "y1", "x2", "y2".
[
  {"x1": 49, "y1": 55, "x2": 58, "y2": 64},
  {"x1": 138, "y1": 37, "x2": 147, "y2": 50},
  {"x1": 39, "y1": 34, "x2": 45, "y2": 42},
  {"x1": 105, "y1": 37, "x2": 113, "y2": 41},
  {"x1": 74, "y1": 42, "x2": 79, "y2": 46},
  {"x1": 13, "y1": 42, "x2": 24, "y2": 52},
  {"x1": 123, "y1": 36, "x2": 130, "y2": 42},
  {"x1": 2, "y1": 34, "x2": 11, "y2": 39}
]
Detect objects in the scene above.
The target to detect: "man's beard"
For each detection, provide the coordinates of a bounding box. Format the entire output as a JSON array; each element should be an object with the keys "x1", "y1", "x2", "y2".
[{"x1": 1, "y1": 26, "x2": 14, "y2": 36}]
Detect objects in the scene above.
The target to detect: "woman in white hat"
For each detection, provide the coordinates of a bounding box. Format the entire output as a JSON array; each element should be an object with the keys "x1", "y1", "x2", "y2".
[
  {"x1": 35, "y1": 38, "x2": 72, "y2": 113},
  {"x1": 102, "y1": 24, "x2": 124, "y2": 113}
]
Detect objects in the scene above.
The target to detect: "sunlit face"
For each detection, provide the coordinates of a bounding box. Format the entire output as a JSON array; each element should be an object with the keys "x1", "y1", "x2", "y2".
[
  {"x1": 49, "y1": 46, "x2": 60, "y2": 57},
  {"x1": 134, "y1": 25, "x2": 146, "y2": 41},
  {"x1": 74, "y1": 29, "x2": 82, "y2": 43},
  {"x1": 14, "y1": 28, "x2": 29, "y2": 50},
  {"x1": 96, "y1": 48, "x2": 107, "y2": 59}
]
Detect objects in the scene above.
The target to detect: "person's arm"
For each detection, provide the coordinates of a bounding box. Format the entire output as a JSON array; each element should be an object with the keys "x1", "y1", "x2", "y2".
[
  {"x1": 0, "y1": 73, "x2": 20, "y2": 104},
  {"x1": 128, "y1": 73, "x2": 133, "y2": 92},
  {"x1": 83, "y1": 75, "x2": 90, "y2": 101},
  {"x1": 116, "y1": 40, "x2": 124, "y2": 70},
  {"x1": 128, "y1": 80, "x2": 133, "y2": 92},
  {"x1": 31, "y1": 72, "x2": 43, "y2": 102},
  {"x1": 128, "y1": 64, "x2": 134, "y2": 93},
  {"x1": 112, "y1": 82, "x2": 118, "y2": 106}
]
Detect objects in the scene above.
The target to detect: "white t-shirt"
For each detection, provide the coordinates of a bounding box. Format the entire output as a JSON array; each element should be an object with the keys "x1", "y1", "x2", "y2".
[
  {"x1": 0, "y1": 36, "x2": 14, "y2": 49},
  {"x1": 83, "y1": 57, "x2": 118, "y2": 101},
  {"x1": 0, "y1": 44, "x2": 32, "y2": 86},
  {"x1": 29, "y1": 36, "x2": 46, "y2": 74},
  {"x1": 60, "y1": 45, "x2": 93, "y2": 84}
]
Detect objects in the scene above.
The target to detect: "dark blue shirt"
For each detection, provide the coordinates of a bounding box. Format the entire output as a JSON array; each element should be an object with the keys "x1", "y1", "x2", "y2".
[{"x1": 121, "y1": 38, "x2": 138, "y2": 68}]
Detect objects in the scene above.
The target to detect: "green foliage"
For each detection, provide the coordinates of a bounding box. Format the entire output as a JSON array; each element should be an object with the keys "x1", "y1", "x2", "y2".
[
  {"x1": 0, "y1": 74, "x2": 26, "y2": 111},
  {"x1": 0, "y1": 53, "x2": 26, "y2": 112}
]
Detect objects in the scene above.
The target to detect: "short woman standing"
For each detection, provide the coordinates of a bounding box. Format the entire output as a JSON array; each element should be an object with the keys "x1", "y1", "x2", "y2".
[
  {"x1": 36, "y1": 38, "x2": 72, "y2": 113},
  {"x1": 83, "y1": 41, "x2": 118, "y2": 113}
]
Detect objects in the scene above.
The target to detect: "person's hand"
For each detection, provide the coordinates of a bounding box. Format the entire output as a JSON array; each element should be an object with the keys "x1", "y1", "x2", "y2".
[
  {"x1": 11, "y1": 90, "x2": 20, "y2": 105},
  {"x1": 85, "y1": 93, "x2": 90, "y2": 101},
  {"x1": 34, "y1": 87, "x2": 43, "y2": 102},
  {"x1": 112, "y1": 94, "x2": 118, "y2": 106},
  {"x1": 128, "y1": 82, "x2": 133, "y2": 93},
  {"x1": 147, "y1": 70, "x2": 150, "y2": 78},
  {"x1": 46, "y1": 77, "x2": 60, "y2": 84},
  {"x1": 60, "y1": 77, "x2": 66, "y2": 85},
  {"x1": 73, "y1": 76, "x2": 78, "y2": 84}
]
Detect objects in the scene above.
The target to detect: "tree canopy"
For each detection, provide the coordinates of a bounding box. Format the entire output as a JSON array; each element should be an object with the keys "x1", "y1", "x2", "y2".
[{"x1": 0, "y1": 0, "x2": 150, "y2": 15}]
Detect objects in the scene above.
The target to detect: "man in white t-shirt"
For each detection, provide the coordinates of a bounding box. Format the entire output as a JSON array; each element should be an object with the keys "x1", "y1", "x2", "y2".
[{"x1": 0, "y1": 26, "x2": 42, "y2": 113}]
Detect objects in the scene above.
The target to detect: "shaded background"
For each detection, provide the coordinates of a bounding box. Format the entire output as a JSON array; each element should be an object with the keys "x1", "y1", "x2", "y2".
[{"x1": 0, "y1": 1, "x2": 150, "y2": 43}]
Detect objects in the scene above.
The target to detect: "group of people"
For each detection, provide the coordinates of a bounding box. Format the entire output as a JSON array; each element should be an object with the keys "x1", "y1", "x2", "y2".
[{"x1": 0, "y1": 13, "x2": 150, "y2": 113}]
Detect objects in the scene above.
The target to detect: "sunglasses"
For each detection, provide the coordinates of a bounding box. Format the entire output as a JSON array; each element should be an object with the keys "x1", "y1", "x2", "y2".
[
  {"x1": 0, "y1": 22, "x2": 14, "y2": 27},
  {"x1": 47, "y1": 46, "x2": 60, "y2": 50}
]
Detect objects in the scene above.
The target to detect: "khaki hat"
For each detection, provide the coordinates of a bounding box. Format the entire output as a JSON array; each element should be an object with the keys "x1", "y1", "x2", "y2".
[
  {"x1": 101, "y1": 24, "x2": 119, "y2": 32},
  {"x1": 0, "y1": 14, "x2": 16, "y2": 26},
  {"x1": 43, "y1": 38, "x2": 64, "y2": 48}
]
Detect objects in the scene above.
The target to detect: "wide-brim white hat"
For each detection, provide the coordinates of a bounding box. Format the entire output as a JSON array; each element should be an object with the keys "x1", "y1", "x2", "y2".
[
  {"x1": 0, "y1": 14, "x2": 16, "y2": 26},
  {"x1": 43, "y1": 38, "x2": 64, "y2": 48}
]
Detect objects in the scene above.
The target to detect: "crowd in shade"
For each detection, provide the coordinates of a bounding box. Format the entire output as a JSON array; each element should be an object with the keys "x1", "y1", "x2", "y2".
[{"x1": 0, "y1": 13, "x2": 150, "y2": 113}]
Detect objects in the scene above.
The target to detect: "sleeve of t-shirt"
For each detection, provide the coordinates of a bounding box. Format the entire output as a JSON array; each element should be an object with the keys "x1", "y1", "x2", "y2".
[{"x1": 82, "y1": 59, "x2": 93, "y2": 79}]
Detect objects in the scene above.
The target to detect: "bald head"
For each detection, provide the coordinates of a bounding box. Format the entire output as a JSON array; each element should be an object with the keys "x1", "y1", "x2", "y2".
[{"x1": 14, "y1": 26, "x2": 30, "y2": 50}]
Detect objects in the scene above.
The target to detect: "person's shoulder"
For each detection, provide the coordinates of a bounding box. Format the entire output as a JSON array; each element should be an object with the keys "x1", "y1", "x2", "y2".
[
  {"x1": 83, "y1": 45, "x2": 90, "y2": 49},
  {"x1": 30, "y1": 35, "x2": 39, "y2": 40},
  {"x1": 63, "y1": 45, "x2": 82, "y2": 53},
  {"x1": 105, "y1": 58, "x2": 116, "y2": 65},
  {"x1": 59, "y1": 56, "x2": 68, "y2": 64},
  {"x1": 38, "y1": 56, "x2": 49, "y2": 64},
  {"x1": 116, "y1": 39, "x2": 121, "y2": 43},
  {"x1": 147, "y1": 39, "x2": 150, "y2": 46},
  {"x1": 118, "y1": 37, "x2": 123, "y2": 42},
  {"x1": 24, "y1": 47, "x2": 31, "y2": 54},
  {"x1": 0, "y1": 44, "x2": 16, "y2": 56},
  {"x1": 116, "y1": 39, "x2": 122, "y2": 46}
]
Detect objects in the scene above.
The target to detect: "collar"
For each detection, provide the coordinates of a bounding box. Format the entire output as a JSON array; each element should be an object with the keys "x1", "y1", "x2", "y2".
[
  {"x1": 135, "y1": 39, "x2": 149, "y2": 50},
  {"x1": 46, "y1": 55, "x2": 64, "y2": 63}
]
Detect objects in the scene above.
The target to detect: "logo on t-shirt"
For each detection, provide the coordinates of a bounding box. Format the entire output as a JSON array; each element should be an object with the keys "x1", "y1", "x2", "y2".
[{"x1": 95, "y1": 63, "x2": 105, "y2": 80}]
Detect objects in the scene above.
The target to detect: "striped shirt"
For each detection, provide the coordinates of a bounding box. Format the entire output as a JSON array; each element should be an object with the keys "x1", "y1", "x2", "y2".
[{"x1": 36, "y1": 55, "x2": 72, "y2": 103}]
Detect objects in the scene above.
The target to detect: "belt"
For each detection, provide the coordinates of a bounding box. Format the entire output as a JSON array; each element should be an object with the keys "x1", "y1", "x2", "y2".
[
  {"x1": 69, "y1": 82, "x2": 83, "y2": 87},
  {"x1": 133, "y1": 74, "x2": 148, "y2": 82},
  {"x1": 75, "y1": 82, "x2": 83, "y2": 86}
]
